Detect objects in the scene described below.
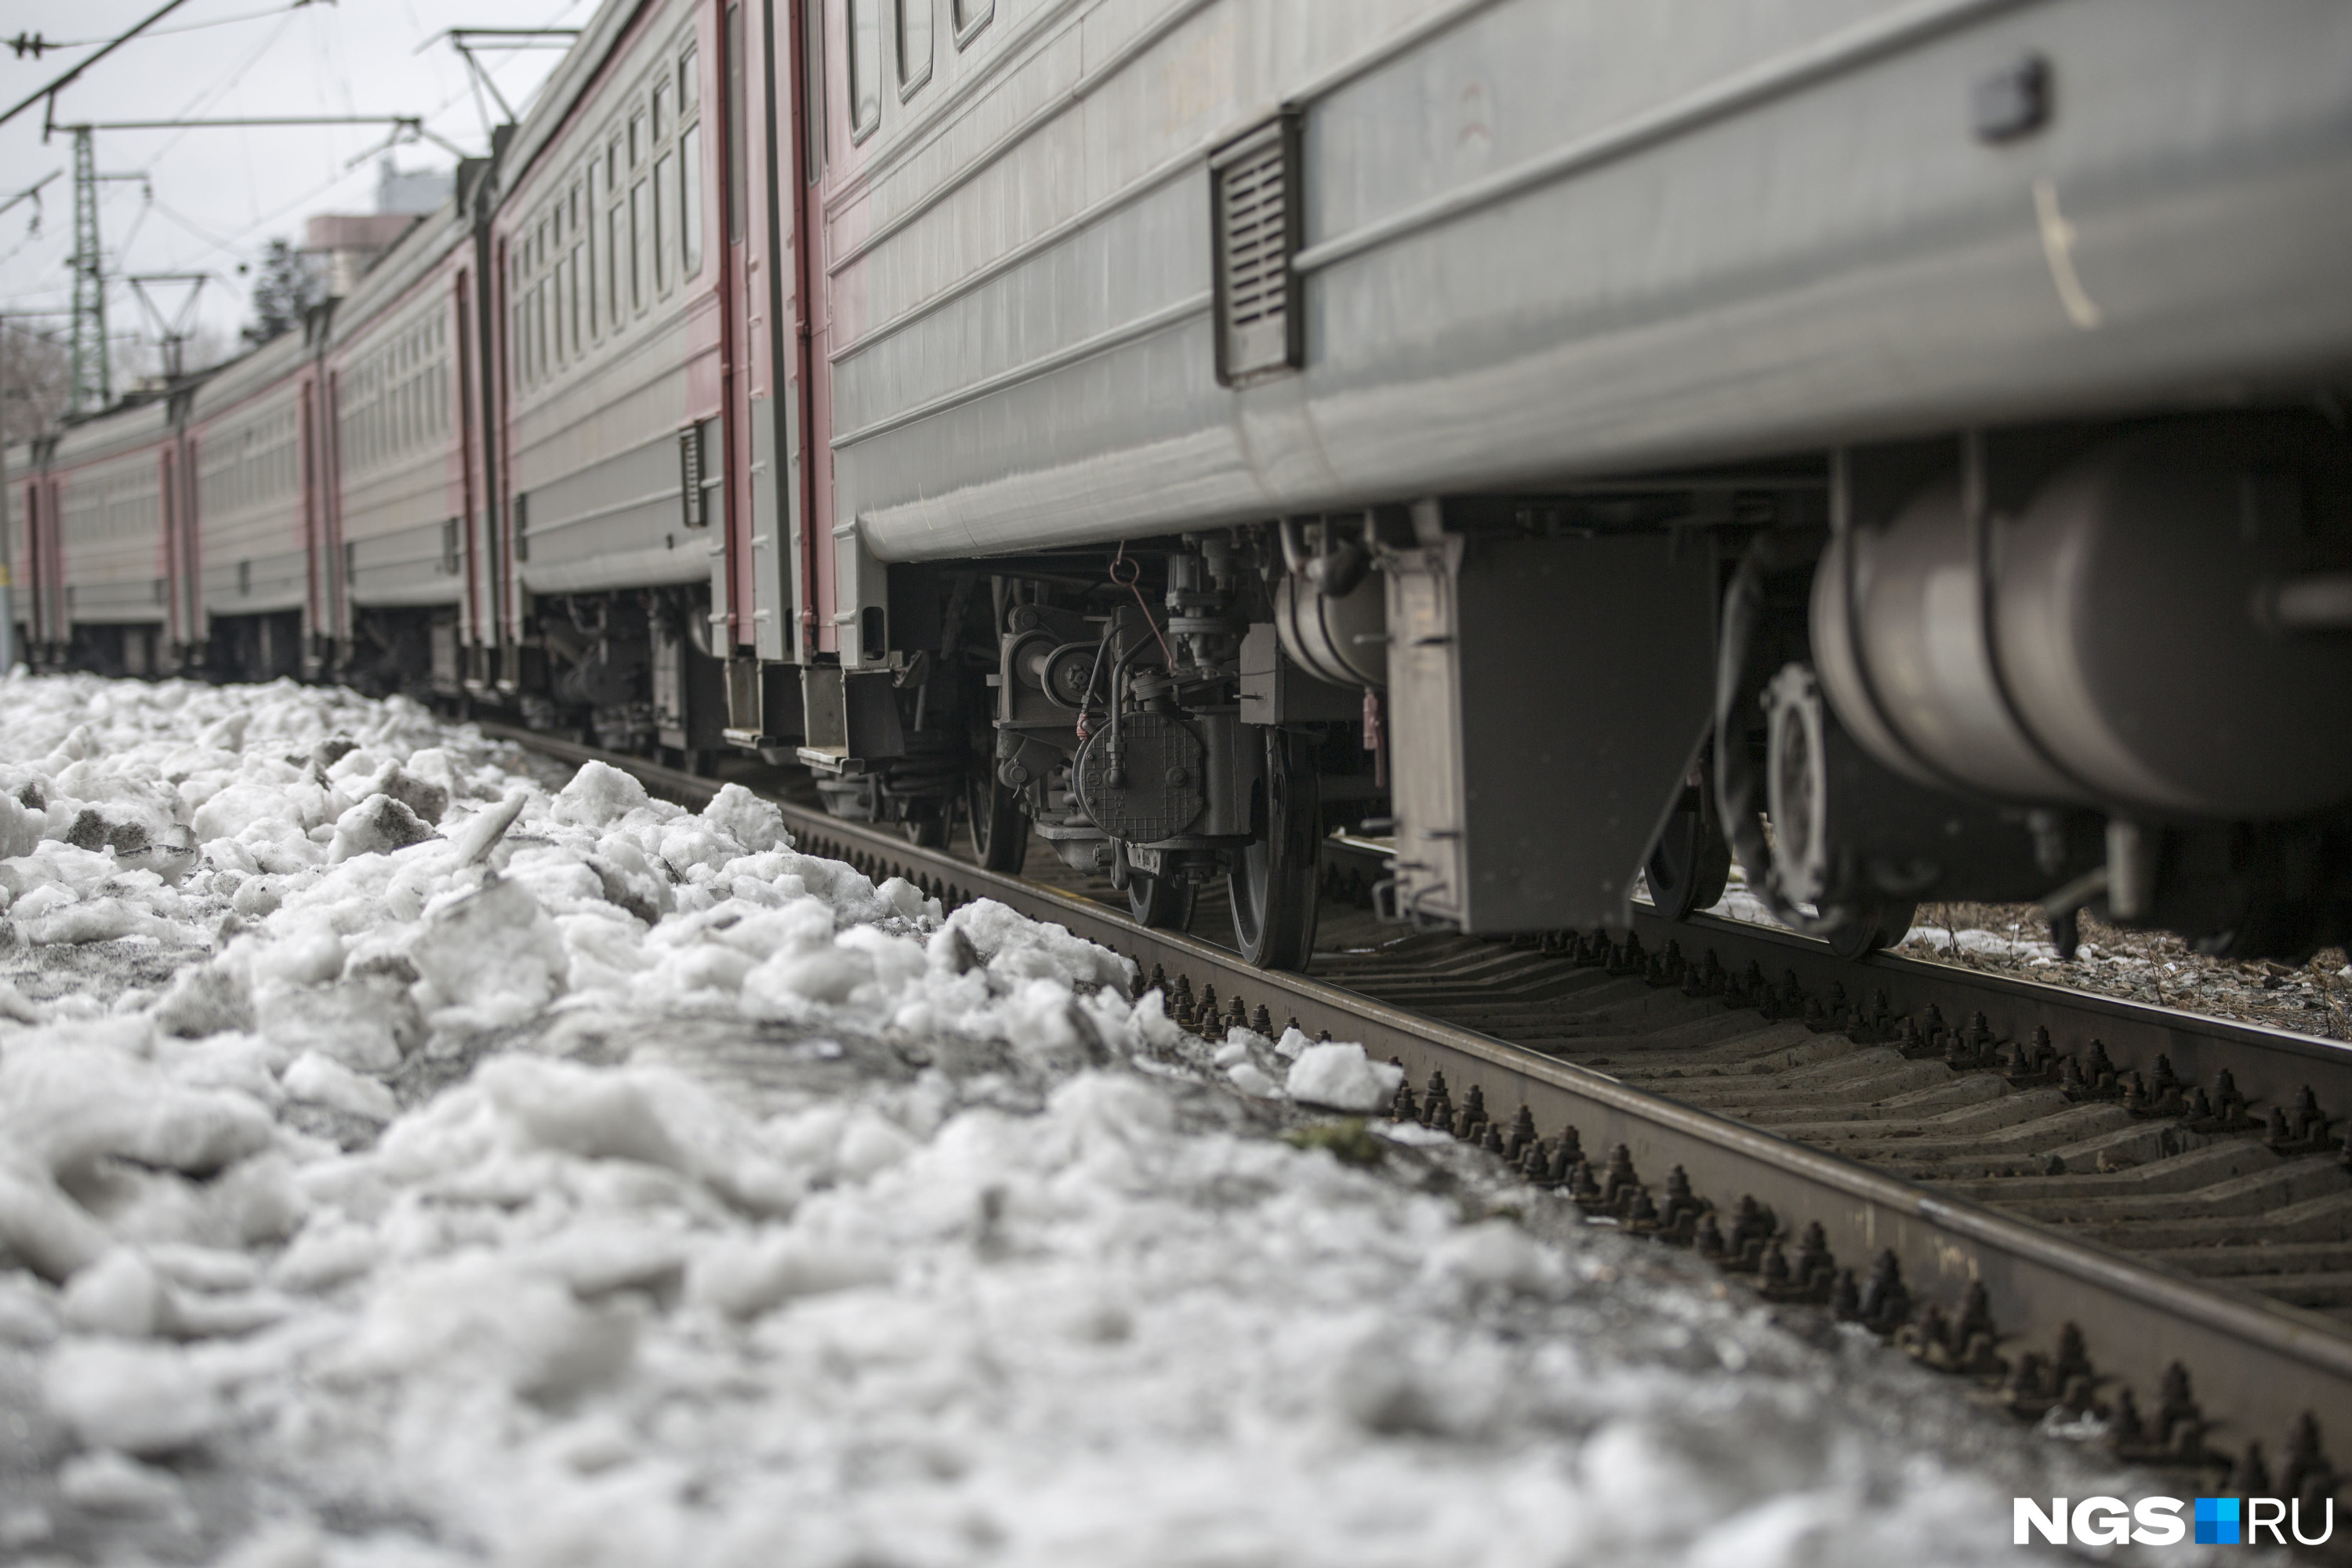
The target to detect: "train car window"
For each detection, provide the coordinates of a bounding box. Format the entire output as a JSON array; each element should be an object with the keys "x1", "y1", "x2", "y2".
[
  {"x1": 848, "y1": 0, "x2": 881, "y2": 143},
  {"x1": 586, "y1": 162, "x2": 601, "y2": 338},
  {"x1": 681, "y1": 122, "x2": 703, "y2": 276},
  {"x1": 680, "y1": 45, "x2": 699, "y2": 116},
  {"x1": 569, "y1": 242, "x2": 583, "y2": 350},
  {"x1": 654, "y1": 80, "x2": 670, "y2": 144},
  {"x1": 597, "y1": 149, "x2": 616, "y2": 328},
  {"x1": 608, "y1": 187, "x2": 625, "y2": 325},
  {"x1": 726, "y1": 5, "x2": 747, "y2": 241},
  {"x1": 953, "y1": 0, "x2": 990, "y2": 46},
  {"x1": 654, "y1": 152, "x2": 673, "y2": 293},
  {"x1": 896, "y1": 0, "x2": 931, "y2": 95},
  {"x1": 630, "y1": 180, "x2": 647, "y2": 311},
  {"x1": 630, "y1": 111, "x2": 644, "y2": 169}
]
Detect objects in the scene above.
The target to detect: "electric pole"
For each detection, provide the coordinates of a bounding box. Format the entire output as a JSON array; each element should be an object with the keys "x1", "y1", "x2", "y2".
[
  {"x1": 67, "y1": 127, "x2": 107, "y2": 412},
  {"x1": 128, "y1": 274, "x2": 209, "y2": 379},
  {"x1": 52, "y1": 114, "x2": 457, "y2": 413}
]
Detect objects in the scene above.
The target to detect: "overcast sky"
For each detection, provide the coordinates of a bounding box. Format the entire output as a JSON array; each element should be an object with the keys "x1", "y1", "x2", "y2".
[{"x1": 0, "y1": 0, "x2": 590, "y2": 374}]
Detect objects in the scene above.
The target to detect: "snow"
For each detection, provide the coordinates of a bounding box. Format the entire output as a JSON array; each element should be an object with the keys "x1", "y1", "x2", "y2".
[
  {"x1": 0, "y1": 673, "x2": 2214, "y2": 1566},
  {"x1": 1285, "y1": 1040, "x2": 1406, "y2": 1112}
]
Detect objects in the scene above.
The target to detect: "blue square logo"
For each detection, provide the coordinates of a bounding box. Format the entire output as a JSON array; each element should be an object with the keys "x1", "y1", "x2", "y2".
[{"x1": 2195, "y1": 1497, "x2": 2241, "y2": 1546}]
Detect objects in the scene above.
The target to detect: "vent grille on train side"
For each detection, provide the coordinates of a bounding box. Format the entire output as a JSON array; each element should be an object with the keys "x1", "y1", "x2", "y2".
[{"x1": 1212, "y1": 116, "x2": 1303, "y2": 385}]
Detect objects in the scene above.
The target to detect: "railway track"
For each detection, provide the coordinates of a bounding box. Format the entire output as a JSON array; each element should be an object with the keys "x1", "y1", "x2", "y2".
[{"x1": 491, "y1": 724, "x2": 2352, "y2": 1532}]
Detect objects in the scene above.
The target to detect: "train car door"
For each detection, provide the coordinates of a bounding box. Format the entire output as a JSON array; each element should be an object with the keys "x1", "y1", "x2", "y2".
[
  {"x1": 720, "y1": 1, "x2": 793, "y2": 666},
  {"x1": 298, "y1": 376, "x2": 324, "y2": 671},
  {"x1": 17, "y1": 478, "x2": 45, "y2": 652},
  {"x1": 492, "y1": 235, "x2": 524, "y2": 688},
  {"x1": 789, "y1": 0, "x2": 834, "y2": 662},
  {"x1": 454, "y1": 265, "x2": 489, "y2": 681},
  {"x1": 37, "y1": 475, "x2": 60, "y2": 655},
  {"x1": 158, "y1": 444, "x2": 179, "y2": 652},
  {"x1": 321, "y1": 367, "x2": 347, "y2": 659},
  {"x1": 170, "y1": 407, "x2": 199, "y2": 659}
]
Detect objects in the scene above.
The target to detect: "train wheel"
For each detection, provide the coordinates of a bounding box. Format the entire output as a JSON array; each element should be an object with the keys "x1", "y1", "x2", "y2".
[
  {"x1": 965, "y1": 768, "x2": 1029, "y2": 874},
  {"x1": 1128, "y1": 872, "x2": 1196, "y2": 930},
  {"x1": 1645, "y1": 805, "x2": 1733, "y2": 920},
  {"x1": 1230, "y1": 728, "x2": 1321, "y2": 971},
  {"x1": 1828, "y1": 900, "x2": 1918, "y2": 961}
]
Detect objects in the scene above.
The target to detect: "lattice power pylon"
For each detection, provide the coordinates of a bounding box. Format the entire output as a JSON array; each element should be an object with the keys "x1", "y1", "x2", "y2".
[{"x1": 67, "y1": 125, "x2": 108, "y2": 413}]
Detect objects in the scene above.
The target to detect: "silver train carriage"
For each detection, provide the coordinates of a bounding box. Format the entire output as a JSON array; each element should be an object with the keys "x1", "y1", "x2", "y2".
[
  {"x1": 790, "y1": 0, "x2": 2352, "y2": 968},
  {"x1": 9, "y1": 0, "x2": 2350, "y2": 973}
]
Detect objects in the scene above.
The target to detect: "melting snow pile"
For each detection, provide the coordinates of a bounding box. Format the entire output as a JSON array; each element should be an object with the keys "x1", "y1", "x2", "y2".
[{"x1": 0, "y1": 673, "x2": 2200, "y2": 1566}]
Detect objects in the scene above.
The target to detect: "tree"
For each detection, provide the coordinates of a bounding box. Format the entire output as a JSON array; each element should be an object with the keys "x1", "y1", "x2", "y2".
[
  {"x1": 241, "y1": 238, "x2": 321, "y2": 346},
  {"x1": 0, "y1": 325, "x2": 68, "y2": 445}
]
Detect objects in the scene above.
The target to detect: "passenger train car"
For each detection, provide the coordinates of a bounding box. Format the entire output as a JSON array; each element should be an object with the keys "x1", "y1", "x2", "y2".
[{"x1": 10, "y1": 0, "x2": 2352, "y2": 974}]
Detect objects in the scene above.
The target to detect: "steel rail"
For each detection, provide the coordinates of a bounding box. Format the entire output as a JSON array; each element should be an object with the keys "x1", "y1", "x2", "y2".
[
  {"x1": 484, "y1": 722, "x2": 2352, "y2": 1500},
  {"x1": 1622, "y1": 908, "x2": 2352, "y2": 1155}
]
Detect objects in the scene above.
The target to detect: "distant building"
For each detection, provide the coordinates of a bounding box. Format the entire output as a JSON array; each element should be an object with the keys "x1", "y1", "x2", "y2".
[
  {"x1": 377, "y1": 158, "x2": 454, "y2": 217},
  {"x1": 302, "y1": 161, "x2": 454, "y2": 298},
  {"x1": 304, "y1": 212, "x2": 418, "y2": 298}
]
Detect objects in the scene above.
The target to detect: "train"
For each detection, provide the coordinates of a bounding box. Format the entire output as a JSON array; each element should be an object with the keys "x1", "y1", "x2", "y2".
[{"x1": 10, "y1": 0, "x2": 2352, "y2": 973}]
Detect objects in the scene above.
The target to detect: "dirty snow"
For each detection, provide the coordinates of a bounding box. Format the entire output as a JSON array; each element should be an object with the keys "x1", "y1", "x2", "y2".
[{"x1": 0, "y1": 673, "x2": 2261, "y2": 1566}]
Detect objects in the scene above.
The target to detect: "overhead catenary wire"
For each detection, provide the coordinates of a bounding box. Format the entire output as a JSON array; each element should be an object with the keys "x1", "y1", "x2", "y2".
[
  {"x1": 0, "y1": 0, "x2": 196, "y2": 131},
  {"x1": 143, "y1": 5, "x2": 307, "y2": 166},
  {"x1": 12, "y1": 2, "x2": 331, "y2": 54},
  {"x1": 0, "y1": 172, "x2": 60, "y2": 223}
]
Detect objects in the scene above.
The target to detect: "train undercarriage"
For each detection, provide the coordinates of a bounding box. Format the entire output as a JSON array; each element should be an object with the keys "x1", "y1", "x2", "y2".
[
  {"x1": 31, "y1": 405, "x2": 2352, "y2": 975},
  {"x1": 763, "y1": 404, "x2": 2352, "y2": 971}
]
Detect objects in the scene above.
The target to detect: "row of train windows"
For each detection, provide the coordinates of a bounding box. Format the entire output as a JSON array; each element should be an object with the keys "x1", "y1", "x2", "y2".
[
  {"x1": 198, "y1": 411, "x2": 299, "y2": 516},
  {"x1": 59, "y1": 481, "x2": 158, "y2": 543},
  {"x1": 512, "y1": 42, "x2": 704, "y2": 394},
  {"x1": 342, "y1": 316, "x2": 450, "y2": 475},
  {"x1": 844, "y1": 0, "x2": 993, "y2": 143}
]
